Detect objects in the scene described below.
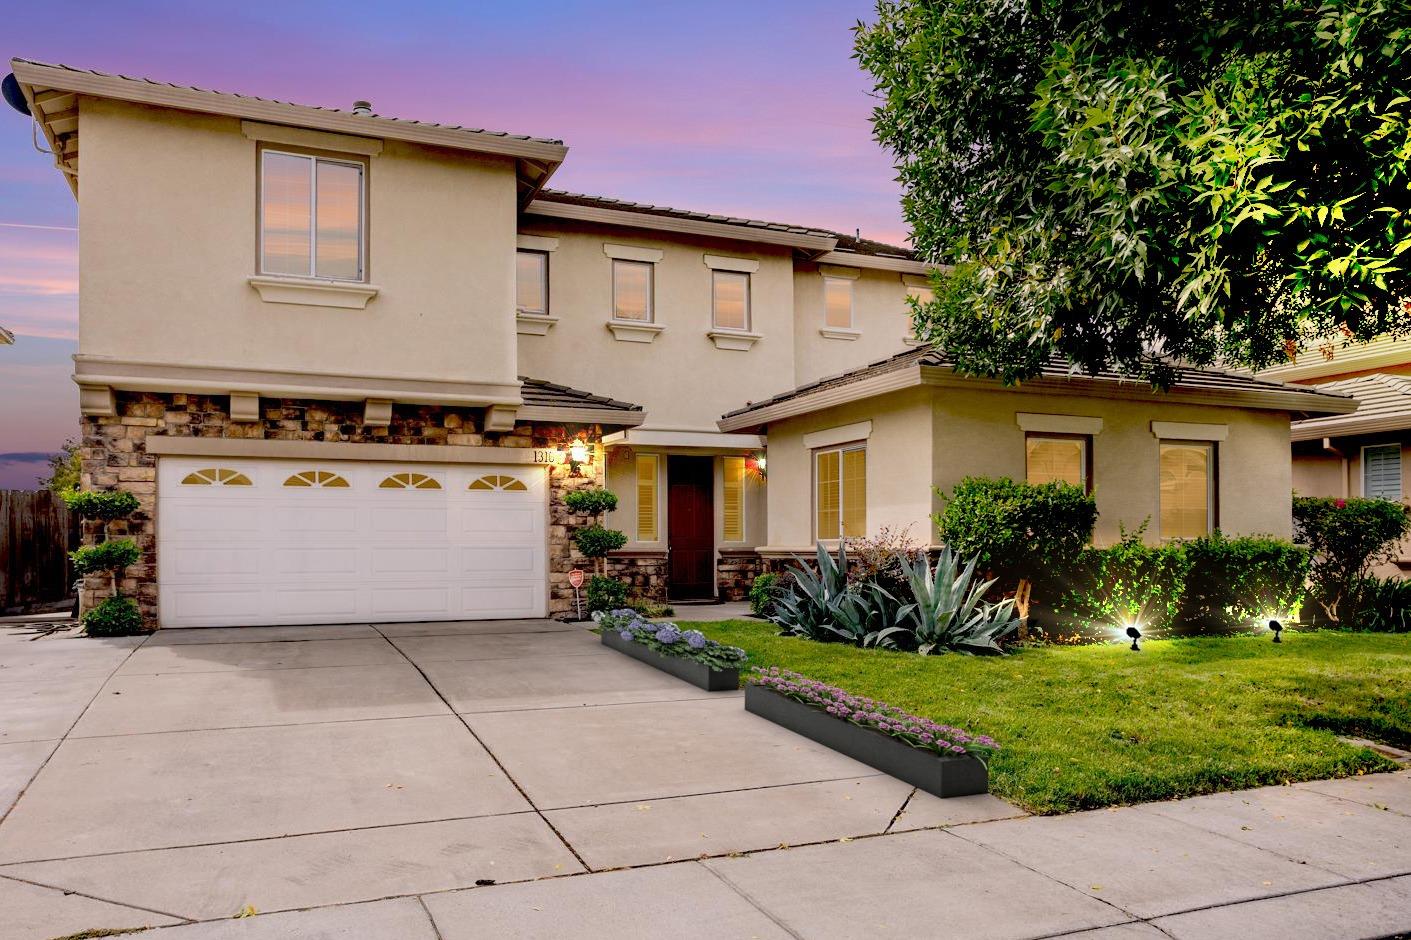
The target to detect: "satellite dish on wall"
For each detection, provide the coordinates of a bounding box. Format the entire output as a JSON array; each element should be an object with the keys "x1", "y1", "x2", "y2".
[{"x1": 2, "y1": 74, "x2": 31, "y2": 116}]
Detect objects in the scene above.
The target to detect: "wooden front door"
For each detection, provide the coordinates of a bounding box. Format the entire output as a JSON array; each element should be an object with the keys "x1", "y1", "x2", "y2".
[{"x1": 667, "y1": 456, "x2": 715, "y2": 599}]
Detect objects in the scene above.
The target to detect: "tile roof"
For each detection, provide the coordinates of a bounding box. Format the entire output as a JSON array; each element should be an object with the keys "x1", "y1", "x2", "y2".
[
  {"x1": 534, "y1": 190, "x2": 838, "y2": 239},
  {"x1": 10, "y1": 58, "x2": 565, "y2": 147},
  {"x1": 1291, "y1": 373, "x2": 1411, "y2": 439},
  {"x1": 518, "y1": 377, "x2": 642, "y2": 414},
  {"x1": 721, "y1": 346, "x2": 1355, "y2": 422}
]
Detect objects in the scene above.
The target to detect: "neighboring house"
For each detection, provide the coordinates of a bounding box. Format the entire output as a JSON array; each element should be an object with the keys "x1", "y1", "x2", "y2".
[
  {"x1": 7, "y1": 58, "x2": 1356, "y2": 629},
  {"x1": 7, "y1": 58, "x2": 936, "y2": 627},
  {"x1": 718, "y1": 348, "x2": 1354, "y2": 558}
]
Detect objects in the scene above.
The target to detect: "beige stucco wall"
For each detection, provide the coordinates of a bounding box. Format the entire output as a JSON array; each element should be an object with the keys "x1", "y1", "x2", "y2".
[
  {"x1": 1292, "y1": 451, "x2": 1348, "y2": 498},
  {"x1": 78, "y1": 97, "x2": 519, "y2": 386},
  {"x1": 605, "y1": 450, "x2": 766, "y2": 552},
  {"x1": 763, "y1": 383, "x2": 1296, "y2": 550},
  {"x1": 515, "y1": 222, "x2": 799, "y2": 431},
  {"x1": 763, "y1": 386, "x2": 935, "y2": 550},
  {"x1": 792, "y1": 264, "x2": 916, "y2": 386}
]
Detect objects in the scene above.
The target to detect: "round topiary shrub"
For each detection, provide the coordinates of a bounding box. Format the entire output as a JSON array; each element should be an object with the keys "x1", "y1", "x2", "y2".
[
  {"x1": 573, "y1": 524, "x2": 629, "y2": 559},
  {"x1": 564, "y1": 488, "x2": 619, "y2": 517},
  {"x1": 585, "y1": 574, "x2": 629, "y2": 613},
  {"x1": 82, "y1": 596, "x2": 144, "y2": 636}
]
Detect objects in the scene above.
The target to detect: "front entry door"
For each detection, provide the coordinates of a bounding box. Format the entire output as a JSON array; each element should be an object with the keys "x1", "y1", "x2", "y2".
[{"x1": 667, "y1": 456, "x2": 714, "y2": 599}]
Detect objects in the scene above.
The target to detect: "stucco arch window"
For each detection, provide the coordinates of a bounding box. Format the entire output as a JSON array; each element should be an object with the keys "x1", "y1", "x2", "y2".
[{"x1": 180, "y1": 468, "x2": 253, "y2": 486}]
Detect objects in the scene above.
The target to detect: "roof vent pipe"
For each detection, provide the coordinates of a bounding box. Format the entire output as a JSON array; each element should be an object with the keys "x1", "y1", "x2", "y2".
[{"x1": 351, "y1": 100, "x2": 373, "y2": 116}]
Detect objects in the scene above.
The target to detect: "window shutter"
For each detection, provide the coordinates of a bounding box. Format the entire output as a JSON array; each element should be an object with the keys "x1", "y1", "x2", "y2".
[
  {"x1": 815, "y1": 451, "x2": 841, "y2": 540},
  {"x1": 635, "y1": 455, "x2": 659, "y2": 541},
  {"x1": 723, "y1": 457, "x2": 745, "y2": 542},
  {"x1": 1365, "y1": 445, "x2": 1403, "y2": 500},
  {"x1": 842, "y1": 448, "x2": 867, "y2": 537}
]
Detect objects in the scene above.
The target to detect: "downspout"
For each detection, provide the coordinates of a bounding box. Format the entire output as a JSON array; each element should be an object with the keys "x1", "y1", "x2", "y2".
[{"x1": 1322, "y1": 438, "x2": 1350, "y2": 498}]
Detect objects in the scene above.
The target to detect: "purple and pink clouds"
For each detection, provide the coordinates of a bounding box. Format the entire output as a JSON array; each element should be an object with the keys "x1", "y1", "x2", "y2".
[{"x1": 0, "y1": 0, "x2": 905, "y2": 483}]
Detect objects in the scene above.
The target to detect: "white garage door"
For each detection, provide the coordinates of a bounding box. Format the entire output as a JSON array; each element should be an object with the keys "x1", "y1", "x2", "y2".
[{"x1": 157, "y1": 458, "x2": 548, "y2": 628}]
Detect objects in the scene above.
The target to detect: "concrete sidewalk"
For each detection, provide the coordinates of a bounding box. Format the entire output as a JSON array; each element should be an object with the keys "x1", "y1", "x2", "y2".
[{"x1": 1, "y1": 619, "x2": 1408, "y2": 940}]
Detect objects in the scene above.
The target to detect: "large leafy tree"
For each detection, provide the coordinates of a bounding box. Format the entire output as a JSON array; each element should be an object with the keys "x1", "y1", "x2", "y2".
[{"x1": 855, "y1": 0, "x2": 1411, "y2": 384}]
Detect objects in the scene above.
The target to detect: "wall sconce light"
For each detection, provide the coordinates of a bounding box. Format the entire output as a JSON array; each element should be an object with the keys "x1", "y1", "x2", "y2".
[
  {"x1": 569, "y1": 440, "x2": 589, "y2": 465},
  {"x1": 1269, "y1": 619, "x2": 1283, "y2": 643},
  {"x1": 1125, "y1": 625, "x2": 1142, "y2": 652}
]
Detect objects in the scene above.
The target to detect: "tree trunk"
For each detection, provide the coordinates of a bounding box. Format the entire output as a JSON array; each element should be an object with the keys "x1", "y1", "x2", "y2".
[{"x1": 1014, "y1": 579, "x2": 1033, "y2": 639}]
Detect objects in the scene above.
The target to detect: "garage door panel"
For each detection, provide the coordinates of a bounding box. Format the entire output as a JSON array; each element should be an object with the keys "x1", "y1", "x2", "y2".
[
  {"x1": 159, "y1": 458, "x2": 548, "y2": 628},
  {"x1": 371, "y1": 546, "x2": 452, "y2": 575},
  {"x1": 271, "y1": 546, "x2": 362, "y2": 576}
]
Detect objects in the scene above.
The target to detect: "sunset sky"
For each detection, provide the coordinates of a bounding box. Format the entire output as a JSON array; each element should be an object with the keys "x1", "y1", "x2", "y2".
[{"x1": 0, "y1": 0, "x2": 906, "y2": 488}]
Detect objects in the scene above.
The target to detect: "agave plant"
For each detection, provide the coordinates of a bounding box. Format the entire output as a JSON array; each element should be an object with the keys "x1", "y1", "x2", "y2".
[
  {"x1": 839, "y1": 581, "x2": 914, "y2": 648},
  {"x1": 877, "y1": 548, "x2": 1020, "y2": 655},
  {"x1": 769, "y1": 541, "x2": 857, "y2": 643}
]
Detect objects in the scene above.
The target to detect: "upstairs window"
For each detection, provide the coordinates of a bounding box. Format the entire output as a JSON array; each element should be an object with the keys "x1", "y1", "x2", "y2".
[
  {"x1": 712, "y1": 271, "x2": 750, "y2": 332},
  {"x1": 613, "y1": 260, "x2": 654, "y2": 322},
  {"x1": 260, "y1": 150, "x2": 365, "y2": 281},
  {"x1": 1364, "y1": 445, "x2": 1403, "y2": 500},
  {"x1": 824, "y1": 277, "x2": 854, "y2": 329},
  {"x1": 517, "y1": 250, "x2": 549, "y2": 316}
]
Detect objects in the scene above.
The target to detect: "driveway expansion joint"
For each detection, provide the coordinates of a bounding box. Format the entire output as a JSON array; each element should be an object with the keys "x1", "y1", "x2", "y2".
[{"x1": 0, "y1": 869, "x2": 195, "y2": 924}]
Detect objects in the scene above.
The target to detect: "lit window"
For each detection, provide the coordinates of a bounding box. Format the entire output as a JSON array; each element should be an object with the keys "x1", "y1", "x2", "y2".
[
  {"x1": 517, "y1": 251, "x2": 549, "y2": 316},
  {"x1": 613, "y1": 260, "x2": 653, "y2": 322},
  {"x1": 722, "y1": 456, "x2": 745, "y2": 542},
  {"x1": 815, "y1": 446, "x2": 866, "y2": 540},
  {"x1": 824, "y1": 277, "x2": 854, "y2": 329},
  {"x1": 1363, "y1": 444, "x2": 1402, "y2": 500},
  {"x1": 636, "y1": 455, "x2": 659, "y2": 541},
  {"x1": 1026, "y1": 435, "x2": 1089, "y2": 490},
  {"x1": 260, "y1": 150, "x2": 364, "y2": 280},
  {"x1": 712, "y1": 271, "x2": 750, "y2": 332},
  {"x1": 1160, "y1": 442, "x2": 1214, "y2": 539}
]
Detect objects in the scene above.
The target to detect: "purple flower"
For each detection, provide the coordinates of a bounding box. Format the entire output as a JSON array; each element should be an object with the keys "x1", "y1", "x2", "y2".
[{"x1": 684, "y1": 629, "x2": 707, "y2": 649}]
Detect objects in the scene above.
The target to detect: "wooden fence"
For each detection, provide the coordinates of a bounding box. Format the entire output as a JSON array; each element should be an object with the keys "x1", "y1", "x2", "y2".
[{"x1": 0, "y1": 490, "x2": 80, "y2": 613}]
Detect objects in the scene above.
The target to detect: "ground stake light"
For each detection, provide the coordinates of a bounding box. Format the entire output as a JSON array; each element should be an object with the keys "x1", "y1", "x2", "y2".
[
  {"x1": 1269, "y1": 619, "x2": 1283, "y2": 644},
  {"x1": 1126, "y1": 626, "x2": 1142, "y2": 652}
]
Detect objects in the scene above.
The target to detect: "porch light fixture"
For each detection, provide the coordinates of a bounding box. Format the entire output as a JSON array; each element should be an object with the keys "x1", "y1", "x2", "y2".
[
  {"x1": 569, "y1": 440, "x2": 589, "y2": 465},
  {"x1": 1125, "y1": 625, "x2": 1142, "y2": 652},
  {"x1": 1269, "y1": 619, "x2": 1283, "y2": 643}
]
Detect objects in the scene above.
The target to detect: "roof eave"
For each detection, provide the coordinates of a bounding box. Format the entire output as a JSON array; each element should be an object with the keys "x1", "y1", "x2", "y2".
[
  {"x1": 524, "y1": 198, "x2": 838, "y2": 252},
  {"x1": 813, "y1": 249, "x2": 930, "y2": 275}
]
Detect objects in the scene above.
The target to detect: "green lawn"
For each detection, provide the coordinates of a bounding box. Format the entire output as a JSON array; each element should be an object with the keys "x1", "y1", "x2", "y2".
[{"x1": 694, "y1": 619, "x2": 1411, "y2": 814}]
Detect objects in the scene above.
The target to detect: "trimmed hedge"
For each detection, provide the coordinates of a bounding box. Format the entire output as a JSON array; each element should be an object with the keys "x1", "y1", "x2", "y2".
[
  {"x1": 1180, "y1": 532, "x2": 1308, "y2": 627},
  {"x1": 585, "y1": 574, "x2": 628, "y2": 613},
  {"x1": 70, "y1": 539, "x2": 141, "y2": 578},
  {"x1": 82, "y1": 596, "x2": 143, "y2": 636},
  {"x1": 61, "y1": 489, "x2": 140, "y2": 524},
  {"x1": 1060, "y1": 523, "x2": 1189, "y2": 630}
]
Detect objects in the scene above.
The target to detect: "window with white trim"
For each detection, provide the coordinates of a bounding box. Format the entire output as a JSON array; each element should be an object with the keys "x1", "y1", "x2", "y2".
[
  {"x1": 815, "y1": 445, "x2": 866, "y2": 540},
  {"x1": 823, "y1": 277, "x2": 854, "y2": 329},
  {"x1": 1159, "y1": 441, "x2": 1215, "y2": 539},
  {"x1": 712, "y1": 271, "x2": 750, "y2": 332},
  {"x1": 1363, "y1": 444, "x2": 1403, "y2": 500},
  {"x1": 260, "y1": 149, "x2": 365, "y2": 280},
  {"x1": 722, "y1": 456, "x2": 746, "y2": 542},
  {"x1": 516, "y1": 250, "x2": 549, "y2": 316},
  {"x1": 636, "y1": 454, "x2": 659, "y2": 541},
  {"x1": 613, "y1": 260, "x2": 654, "y2": 322}
]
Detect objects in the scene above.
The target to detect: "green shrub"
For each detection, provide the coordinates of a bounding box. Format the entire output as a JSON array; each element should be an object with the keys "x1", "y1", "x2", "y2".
[
  {"x1": 1060, "y1": 522, "x2": 1189, "y2": 631},
  {"x1": 1180, "y1": 532, "x2": 1308, "y2": 627},
  {"x1": 62, "y1": 489, "x2": 140, "y2": 525},
  {"x1": 1293, "y1": 496, "x2": 1411, "y2": 622},
  {"x1": 573, "y1": 524, "x2": 628, "y2": 560},
  {"x1": 1344, "y1": 577, "x2": 1411, "y2": 633},
  {"x1": 564, "y1": 488, "x2": 619, "y2": 516},
  {"x1": 934, "y1": 476, "x2": 1097, "y2": 602},
  {"x1": 82, "y1": 596, "x2": 144, "y2": 636},
  {"x1": 748, "y1": 573, "x2": 782, "y2": 617},
  {"x1": 585, "y1": 575, "x2": 628, "y2": 613},
  {"x1": 70, "y1": 539, "x2": 141, "y2": 578},
  {"x1": 627, "y1": 597, "x2": 673, "y2": 619}
]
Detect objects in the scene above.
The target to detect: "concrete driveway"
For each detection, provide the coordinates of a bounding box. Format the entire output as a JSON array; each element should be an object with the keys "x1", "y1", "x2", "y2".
[{"x1": 1, "y1": 619, "x2": 1409, "y2": 940}]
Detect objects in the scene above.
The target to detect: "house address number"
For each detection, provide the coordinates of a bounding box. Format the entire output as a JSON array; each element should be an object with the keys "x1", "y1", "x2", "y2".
[{"x1": 532, "y1": 449, "x2": 564, "y2": 464}]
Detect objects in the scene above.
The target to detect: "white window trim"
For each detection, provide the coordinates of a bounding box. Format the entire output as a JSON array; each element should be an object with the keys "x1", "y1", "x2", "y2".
[
  {"x1": 258, "y1": 148, "x2": 367, "y2": 283},
  {"x1": 1018, "y1": 413, "x2": 1104, "y2": 435},
  {"x1": 813, "y1": 443, "x2": 866, "y2": 542},
  {"x1": 711, "y1": 269, "x2": 752, "y2": 333},
  {"x1": 611, "y1": 258, "x2": 655, "y2": 324},
  {"x1": 516, "y1": 249, "x2": 550, "y2": 316},
  {"x1": 1158, "y1": 439, "x2": 1216, "y2": 541},
  {"x1": 1362, "y1": 443, "x2": 1403, "y2": 500},
  {"x1": 803, "y1": 421, "x2": 872, "y2": 450}
]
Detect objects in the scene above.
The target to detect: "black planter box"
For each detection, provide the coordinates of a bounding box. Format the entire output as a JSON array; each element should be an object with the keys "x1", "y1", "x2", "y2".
[
  {"x1": 600, "y1": 629, "x2": 740, "y2": 692},
  {"x1": 744, "y1": 684, "x2": 989, "y2": 798}
]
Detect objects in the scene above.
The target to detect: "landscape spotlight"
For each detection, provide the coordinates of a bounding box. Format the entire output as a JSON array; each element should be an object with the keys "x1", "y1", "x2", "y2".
[
  {"x1": 1125, "y1": 625, "x2": 1141, "y2": 652},
  {"x1": 1269, "y1": 619, "x2": 1283, "y2": 644}
]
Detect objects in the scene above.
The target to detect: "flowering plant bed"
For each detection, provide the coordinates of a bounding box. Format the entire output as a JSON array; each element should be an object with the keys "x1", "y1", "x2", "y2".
[
  {"x1": 745, "y1": 668, "x2": 994, "y2": 797},
  {"x1": 595, "y1": 610, "x2": 747, "y2": 692}
]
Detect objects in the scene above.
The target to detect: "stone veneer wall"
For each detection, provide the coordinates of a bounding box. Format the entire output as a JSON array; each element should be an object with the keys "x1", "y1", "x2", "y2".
[
  {"x1": 79, "y1": 391, "x2": 652, "y2": 626},
  {"x1": 716, "y1": 549, "x2": 764, "y2": 602}
]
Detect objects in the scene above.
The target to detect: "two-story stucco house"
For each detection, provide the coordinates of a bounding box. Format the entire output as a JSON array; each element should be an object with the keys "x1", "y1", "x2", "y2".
[{"x1": 9, "y1": 58, "x2": 1357, "y2": 629}]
